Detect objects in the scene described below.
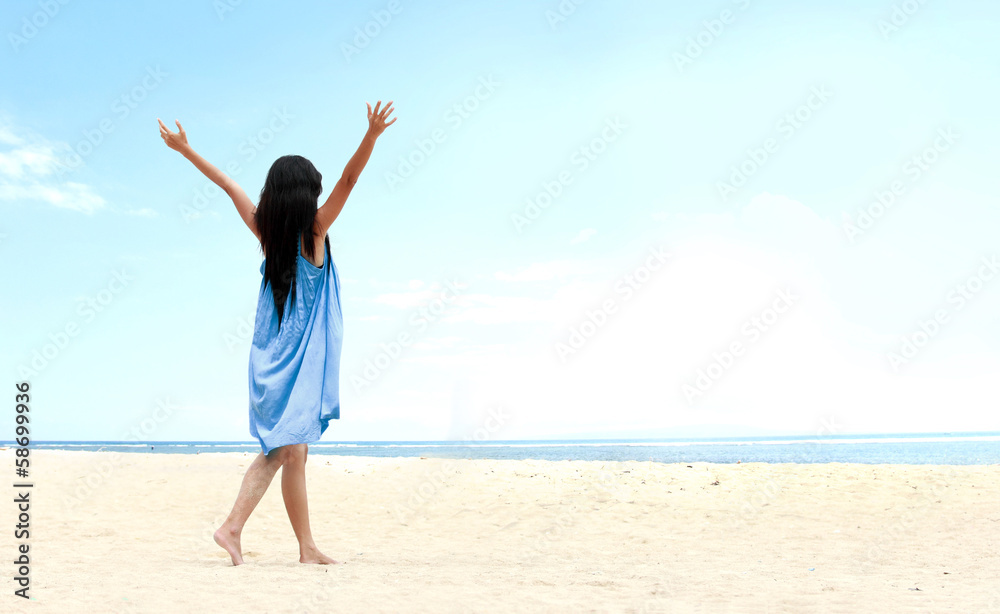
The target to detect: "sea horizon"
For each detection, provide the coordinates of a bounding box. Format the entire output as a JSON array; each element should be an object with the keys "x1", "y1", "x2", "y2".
[{"x1": 10, "y1": 430, "x2": 1000, "y2": 465}]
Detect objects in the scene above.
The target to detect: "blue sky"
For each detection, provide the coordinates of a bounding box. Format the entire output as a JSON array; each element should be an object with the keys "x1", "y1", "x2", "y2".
[{"x1": 2, "y1": 0, "x2": 999, "y2": 442}]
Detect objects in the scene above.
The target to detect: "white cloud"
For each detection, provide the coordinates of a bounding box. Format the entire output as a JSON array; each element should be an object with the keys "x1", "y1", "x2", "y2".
[
  {"x1": 340, "y1": 192, "x2": 1000, "y2": 436},
  {"x1": 493, "y1": 259, "x2": 595, "y2": 282},
  {"x1": 0, "y1": 142, "x2": 63, "y2": 178},
  {"x1": 444, "y1": 293, "x2": 556, "y2": 325},
  {"x1": 409, "y1": 336, "x2": 467, "y2": 352},
  {"x1": 0, "y1": 181, "x2": 105, "y2": 214},
  {"x1": 570, "y1": 228, "x2": 597, "y2": 244},
  {"x1": 370, "y1": 280, "x2": 469, "y2": 310},
  {"x1": 0, "y1": 121, "x2": 105, "y2": 213},
  {"x1": 0, "y1": 125, "x2": 24, "y2": 146},
  {"x1": 370, "y1": 291, "x2": 424, "y2": 309},
  {"x1": 741, "y1": 191, "x2": 841, "y2": 252}
]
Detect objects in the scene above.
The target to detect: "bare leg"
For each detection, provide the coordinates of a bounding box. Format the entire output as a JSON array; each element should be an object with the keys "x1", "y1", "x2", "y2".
[
  {"x1": 213, "y1": 449, "x2": 283, "y2": 566},
  {"x1": 280, "y1": 444, "x2": 340, "y2": 564}
]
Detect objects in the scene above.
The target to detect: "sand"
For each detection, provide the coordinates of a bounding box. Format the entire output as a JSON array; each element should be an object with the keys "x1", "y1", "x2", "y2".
[{"x1": 1, "y1": 450, "x2": 998, "y2": 613}]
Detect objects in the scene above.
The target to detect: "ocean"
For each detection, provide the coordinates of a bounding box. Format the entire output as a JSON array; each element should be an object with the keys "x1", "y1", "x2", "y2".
[{"x1": 13, "y1": 431, "x2": 1000, "y2": 464}]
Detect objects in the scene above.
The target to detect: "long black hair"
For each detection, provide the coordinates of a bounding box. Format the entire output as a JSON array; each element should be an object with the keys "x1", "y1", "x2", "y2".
[{"x1": 254, "y1": 155, "x2": 323, "y2": 329}]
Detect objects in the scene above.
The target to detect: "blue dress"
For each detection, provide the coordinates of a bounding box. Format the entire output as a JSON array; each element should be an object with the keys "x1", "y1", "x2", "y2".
[{"x1": 248, "y1": 234, "x2": 343, "y2": 454}]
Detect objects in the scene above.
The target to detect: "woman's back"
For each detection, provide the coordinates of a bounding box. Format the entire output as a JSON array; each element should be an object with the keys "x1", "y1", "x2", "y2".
[
  {"x1": 261, "y1": 227, "x2": 326, "y2": 269},
  {"x1": 249, "y1": 232, "x2": 343, "y2": 455}
]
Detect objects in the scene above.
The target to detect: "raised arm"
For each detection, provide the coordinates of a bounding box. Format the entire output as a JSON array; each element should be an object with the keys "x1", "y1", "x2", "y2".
[
  {"x1": 314, "y1": 100, "x2": 396, "y2": 236},
  {"x1": 158, "y1": 118, "x2": 259, "y2": 241}
]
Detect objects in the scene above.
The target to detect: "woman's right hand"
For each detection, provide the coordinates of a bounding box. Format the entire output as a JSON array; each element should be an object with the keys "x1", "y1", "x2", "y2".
[
  {"x1": 366, "y1": 100, "x2": 396, "y2": 138},
  {"x1": 157, "y1": 118, "x2": 190, "y2": 153}
]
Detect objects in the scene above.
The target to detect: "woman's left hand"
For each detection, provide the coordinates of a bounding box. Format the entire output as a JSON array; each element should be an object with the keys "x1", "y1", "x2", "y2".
[{"x1": 157, "y1": 118, "x2": 190, "y2": 153}]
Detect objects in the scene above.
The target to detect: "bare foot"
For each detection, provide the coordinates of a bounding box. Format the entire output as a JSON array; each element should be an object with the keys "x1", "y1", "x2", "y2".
[
  {"x1": 299, "y1": 544, "x2": 342, "y2": 565},
  {"x1": 213, "y1": 525, "x2": 244, "y2": 566}
]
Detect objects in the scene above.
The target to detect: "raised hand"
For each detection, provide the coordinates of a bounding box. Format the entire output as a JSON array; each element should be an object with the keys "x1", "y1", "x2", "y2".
[
  {"x1": 366, "y1": 100, "x2": 397, "y2": 138},
  {"x1": 157, "y1": 118, "x2": 190, "y2": 153}
]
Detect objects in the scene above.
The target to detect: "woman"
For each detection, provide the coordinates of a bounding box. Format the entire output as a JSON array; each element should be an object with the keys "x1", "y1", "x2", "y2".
[{"x1": 157, "y1": 100, "x2": 396, "y2": 566}]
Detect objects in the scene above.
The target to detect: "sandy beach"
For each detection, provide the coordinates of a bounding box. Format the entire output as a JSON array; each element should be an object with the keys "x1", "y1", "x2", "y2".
[{"x1": 1, "y1": 450, "x2": 998, "y2": 613}]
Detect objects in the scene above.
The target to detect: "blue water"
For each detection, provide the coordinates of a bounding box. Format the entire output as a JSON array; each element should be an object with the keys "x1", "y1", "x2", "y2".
[{"x1": 10, "y1": 432, "x2": 1000, "y2": 464}]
